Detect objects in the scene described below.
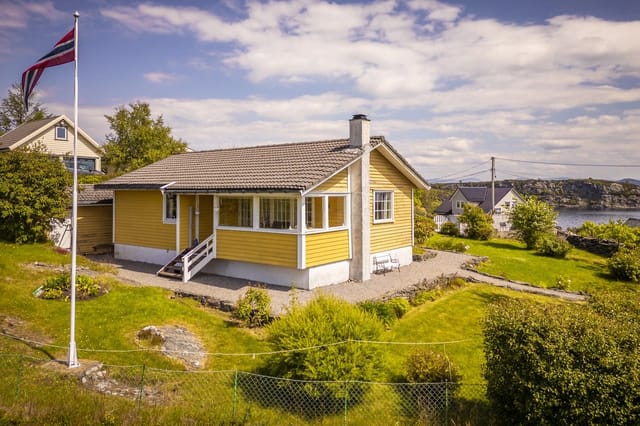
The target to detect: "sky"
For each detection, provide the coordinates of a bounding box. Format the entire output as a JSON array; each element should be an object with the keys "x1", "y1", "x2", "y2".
[{"x1": 2, "y1": 0, "x2": 640, "y2": 182}]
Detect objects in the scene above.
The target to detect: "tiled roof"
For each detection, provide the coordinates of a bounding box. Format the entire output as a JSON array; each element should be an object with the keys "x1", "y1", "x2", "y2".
[
  {"x1": 78, "y1": 184, "x2": 113, "y2": 205},
  {"x1": 0, "y1": 116, "x2": 59, "y2": 150},
  {"x1": 97, "y1": 138, "x2": 383, "y2": 192}
]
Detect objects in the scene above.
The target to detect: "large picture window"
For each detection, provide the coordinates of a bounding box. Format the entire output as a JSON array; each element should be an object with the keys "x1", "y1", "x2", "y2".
[
  {"x1": 163, "y1": 193, "x2": 177, "y2": 223},
  {"x1": 373, "y1": 190, "x2": 393, "y2": 223},
  {"x1": 219, "y1": 197, "x2": 253, "y2": 227},
  {"x1": 260, "y1": 198, "x2": 297, "y2": 230}
]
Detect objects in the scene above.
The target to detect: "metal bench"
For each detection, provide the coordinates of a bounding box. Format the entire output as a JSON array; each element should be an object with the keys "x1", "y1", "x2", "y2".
[{"x1": 373, "y1": 253, "x2": 400, "y2": 275}]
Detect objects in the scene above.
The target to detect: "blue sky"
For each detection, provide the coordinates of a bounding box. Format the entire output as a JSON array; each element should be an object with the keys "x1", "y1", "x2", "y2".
[{"x1": 2, "y1": 0, "x2": 640, "y2": 182}]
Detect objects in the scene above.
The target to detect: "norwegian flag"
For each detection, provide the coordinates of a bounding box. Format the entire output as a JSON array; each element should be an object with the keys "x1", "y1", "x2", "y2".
[{"x1": 21, "y1": 28, "x2": 75, "y2": 111}]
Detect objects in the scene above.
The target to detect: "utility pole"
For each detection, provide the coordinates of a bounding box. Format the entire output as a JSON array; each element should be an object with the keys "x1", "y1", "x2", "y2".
[{"x1": 491, "y1": 156, "x2": 495, "y2": 215}]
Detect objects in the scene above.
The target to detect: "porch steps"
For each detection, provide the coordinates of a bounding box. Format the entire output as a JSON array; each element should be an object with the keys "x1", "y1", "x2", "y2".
[{"x1": 157, "y1": 248, "x2": 190, "y2": 279}]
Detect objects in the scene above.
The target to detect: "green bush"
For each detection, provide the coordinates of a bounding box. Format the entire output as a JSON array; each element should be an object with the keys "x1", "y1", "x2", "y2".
[
  {"x1": 387, "y1": 297, "x2": 411, "y2": 318},
  {"x1": 406, "y1": 349, "x2": 461, "y2": 384},
  {"x1": 262, "y1": 295, "x2": 384, "y2": 403},
  {"x1": 411, "y1": 289, "x2": 443, "y2": 305},
  {"x1": 484, "y1": 295, "x2": 640, "y2": 425},
  {"x1": 359, "y1": 298, "x2": 410, "y2": 327},
  {"x1": 509, "y1": 196, "x2": 557, "y2": 249},
  {"x1": 439, "y1": 221, "x2": 459, "y2": 237},
  {"x1": 575, "y1": 220, "x2": 639, "y2": 247},
  {"x1": 458, "y1": 204, "x2": 494, "y2": 240},
  {"x1": 608, "y1": 247, "x2": 640, "y2": 282},
  {"x1": 535, "y1": 234, "x2": 573, "y2": 258},
  {"x1": 40, "y1": 273, "x2": 102, "y2": 300},
  {"x1": 234, "y1": 287, "x2": 272, "y2": 327},
  {"x1": 414, "y1": 214, "x2": 437, "y2": 245},
  {"x1": 427, "y1": 238, "x2": 467, "y2": 253}
]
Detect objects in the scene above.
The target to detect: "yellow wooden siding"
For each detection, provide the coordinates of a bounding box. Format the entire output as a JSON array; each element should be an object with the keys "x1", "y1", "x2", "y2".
[
  {"x1": 217, "y1": 229, "x2": 297, "y2": 268},
  {"x1": 314, "y1": 170, "x2": 348, "y2": 192},
  {"x1": 369, "y1": 150, "x2": 414, "y2": 253},
  {"x1": 305, "y1": 230, "x2": 349, "y2": 267},
  {"x1": 76, "y1": 205, "x2": 112, "y2": 254},
  {"x1": 198, "y1": 196, "x2": 213, "y2": 241},
  {"x1": 114, "y1": 190, "x2": 175, "y2": 250}
]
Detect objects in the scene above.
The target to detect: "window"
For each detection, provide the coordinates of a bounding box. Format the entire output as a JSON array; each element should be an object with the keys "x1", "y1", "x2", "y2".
[
  {"x1": 219, "y1": 197, "x2": 253, "y2": 227},
  {"x1": 494, "y1": 207, "x2": 502, "y2": 214},
  {"x1": 55, "y1": 126, "x2": 67, "y2": 140},
  {"x1": 504, "y1": 201, "x2": 511, "y2": 208},
  {"x1": 373, "y1": 191, "x2": 393, "y2": 223},
  {"x1": 163, "y1": 193, "x2": 177, "y2": 223},
  {"x1": 328, "y1": 196, "x2": 345, "y2": 227},
  {"x1": 305, "y1": 197, "x2": 323, "y2": 229},
  {"x1": 455, "y1": 200, "x2": 465, "y2": 209},
  {"x1": 63, "y1": 157, "x2": 96, "y2": 172},
  {"x1": 260, "y1": 198, "x2": 297, "y2": 230}
]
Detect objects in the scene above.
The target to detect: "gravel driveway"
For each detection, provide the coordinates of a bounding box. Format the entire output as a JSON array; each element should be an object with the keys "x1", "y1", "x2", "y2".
[{"x1": 93, "y1": 250, "x2": 586, "y2": 315}]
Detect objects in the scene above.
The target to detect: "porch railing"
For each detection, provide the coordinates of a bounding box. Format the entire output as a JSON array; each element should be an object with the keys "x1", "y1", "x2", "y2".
[{"x1": 182, "y1": 233, "x2": 215, "y2": 282}]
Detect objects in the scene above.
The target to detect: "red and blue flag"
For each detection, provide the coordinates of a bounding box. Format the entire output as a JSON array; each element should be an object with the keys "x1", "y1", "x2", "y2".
[{"x1": 21, "y1": 28, "x2": 75, "y2": 111}]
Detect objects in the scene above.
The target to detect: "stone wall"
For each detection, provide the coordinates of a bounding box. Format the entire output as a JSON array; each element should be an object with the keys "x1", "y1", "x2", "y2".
[{"x1": 559, "y1": 231, "x2": 619, "y2": 257}]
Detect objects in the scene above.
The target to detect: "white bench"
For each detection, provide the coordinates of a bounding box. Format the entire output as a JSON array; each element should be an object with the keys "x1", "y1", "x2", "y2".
[{"x1": 373, "y1": 253, "x2": 400, "y2": 275}]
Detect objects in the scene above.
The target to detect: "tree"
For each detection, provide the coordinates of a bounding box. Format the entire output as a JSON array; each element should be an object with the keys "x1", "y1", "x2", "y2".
[
  {"x1": 0, "y1": 145, "x2": 70, "y2": 243},
  {"x1": 414, "y1": 191, "x2": 436, "y2": 245},
  {"x1": 509, "y1": 196, "x2": 557, "y2": 249},
  {"x1": 102, "y1": 102, "x2": 187, "y2": 174},
  {"x1": 0, "y1": 83, "x2": 49, "y2": 135},
  {"x1": 458, "y1": 204, "x2": 494, "y2": 240}
]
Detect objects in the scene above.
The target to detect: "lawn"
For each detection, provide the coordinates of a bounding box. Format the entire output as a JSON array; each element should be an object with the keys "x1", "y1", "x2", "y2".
[
  {"x1": 0, "y1": 239, "x2": 628, "y2": 424},
  {"x1": 425, "y1": 234, "x2": 638, "y2": 294}
]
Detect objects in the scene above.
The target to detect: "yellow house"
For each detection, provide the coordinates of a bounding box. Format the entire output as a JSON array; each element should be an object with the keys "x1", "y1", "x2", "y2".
[
  {"x1": 0, "y1": 114, "x2": 102, "y2": 173},
  {"x1": 98, "y1": 115, "x2": 429, "y2": 289}
]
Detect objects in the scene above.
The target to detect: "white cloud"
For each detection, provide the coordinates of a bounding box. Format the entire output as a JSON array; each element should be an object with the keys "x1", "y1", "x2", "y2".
[{"x1": 144, "y1": 72, "x2": 178, "y2": 83}]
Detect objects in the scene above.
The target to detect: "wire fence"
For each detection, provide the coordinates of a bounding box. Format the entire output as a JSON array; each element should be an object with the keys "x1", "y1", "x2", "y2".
[{"x1": 0, "y1": 353, "x2": 489, "y2": 424}]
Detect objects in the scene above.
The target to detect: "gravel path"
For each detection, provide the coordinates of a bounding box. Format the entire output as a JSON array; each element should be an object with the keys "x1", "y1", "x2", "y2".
[{"x1": 93, "y1": 250, "x2": 586, "y2": 315}]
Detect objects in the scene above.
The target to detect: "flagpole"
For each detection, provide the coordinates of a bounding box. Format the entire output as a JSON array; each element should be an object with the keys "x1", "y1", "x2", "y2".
[{"x1": 67, "y1": 10, "x2": 80, "y2": 369}]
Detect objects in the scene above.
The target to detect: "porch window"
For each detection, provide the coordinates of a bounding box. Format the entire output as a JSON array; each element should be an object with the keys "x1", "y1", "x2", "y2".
[
  {"x1": 260, "y1": 198, "x2": 297, "y2": 230},
  {"x1": 219, "y1": 197, "x2": 253, "y2": 227},
  {"x1": 163, "y1": 193, "x2": 177, "y2": 223},
  {"x1": 305, "y1": 197, "x2": 323, "y2": 229},
  {"x1": 373, "y1": 190, "x2": 393, "y2": 223},
  {"x1": 328, "y1": 196, "x2": 345, "y2": 227}
]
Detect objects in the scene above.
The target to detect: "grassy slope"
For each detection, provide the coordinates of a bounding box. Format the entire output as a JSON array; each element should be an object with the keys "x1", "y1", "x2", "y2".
[{"x1": 0, "y1": 243, "x2": 267, "y2": 371}]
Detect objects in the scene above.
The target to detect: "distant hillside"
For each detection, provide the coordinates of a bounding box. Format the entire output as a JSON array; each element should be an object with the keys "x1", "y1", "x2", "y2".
[{"x1": 433, "y1": 179, "x2": 640, "y2": 210}]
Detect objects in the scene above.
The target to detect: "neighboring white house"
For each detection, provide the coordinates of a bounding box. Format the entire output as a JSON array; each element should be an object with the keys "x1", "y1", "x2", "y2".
[
  {"x1": 434, "y1": 186, "x2": 523, "y2": 233},
  {"x1": 0, "y1": 114, "x2": 102, "y2": 173}
]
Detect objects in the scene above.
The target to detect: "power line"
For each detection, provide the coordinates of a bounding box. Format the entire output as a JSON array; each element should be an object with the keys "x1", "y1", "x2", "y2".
[{"x1": 495, "y1": 157, "x2": 640, "y2": 168}]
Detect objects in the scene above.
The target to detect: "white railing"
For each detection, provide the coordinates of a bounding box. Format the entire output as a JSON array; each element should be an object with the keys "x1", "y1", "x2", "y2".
[{"x1": 182, "y1": 233, "x2": 215, "y2": 282}]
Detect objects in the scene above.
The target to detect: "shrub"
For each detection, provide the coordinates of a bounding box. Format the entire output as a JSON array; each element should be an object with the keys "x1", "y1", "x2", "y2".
[
  {"x1": 234, "y1": 287, "x2": 272, "y2": 327},
  {"x1": 387, "y1": 297, "x2": 411, "y2": 319},
  {"x1": 406, "y1": 349, "x2": 461, "y2": 384},
  {"x1": 484, "y1": 295, "x2": 640, "y2": 425},
  {"x1": 575, "y1": 220, "x2": 639, "y2": 248},
  {"x1": 608, "y1": 246, "x2": 640, "y2": 282},
  {"x1": 458, "y1": 204, "x2": 494, "y2": 240},
  {"x1": 359, "y1": 298, "x2": 410, "y2": 326},
  {"x1": 262, "y1": 295, "x2": 383, "y2": 404},
  {"x1": 554, "y1": 276, "x2": 572, "y2": 290},
  {"x1": 535, "y1": 234, "x2": 572, "y2": 258},
  {"x1": 439, "y1": 221, "x2": 459, "y2": 237},
  {"x1": 411, "y1": 289, "x2": 443, "y2": 306},
  {"x1": 40, "y1": 273, "x2": 102, "y2": 300},
  {"x1": 414, "y1": 214, "x2": 437, "y2": 245},
  {"x1": 427, "y1": 238, "x2": 467, "y2": 253}
]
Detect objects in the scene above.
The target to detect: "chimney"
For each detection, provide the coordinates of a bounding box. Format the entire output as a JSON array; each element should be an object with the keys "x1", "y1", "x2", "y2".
[{"x1": 349, "y1": 114, "x2": 370, "y2": 148}]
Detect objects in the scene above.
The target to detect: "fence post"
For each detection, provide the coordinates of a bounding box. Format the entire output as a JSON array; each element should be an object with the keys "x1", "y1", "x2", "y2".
[
  {"x1": 343, "y1": 381, "x2": 348, "y2": 426},
  {"x1": 232, "y1": 370, "x2": 238, "y2": 420},
  {"x1": 137, "y1": 364, "x2": 146, "y2": 412},
  {"x1": 15, "y1": 355, "x2": 23, "y2": 401},
  {"x1": 444, "y1": 382, "x2": 449, "y2": 426}
]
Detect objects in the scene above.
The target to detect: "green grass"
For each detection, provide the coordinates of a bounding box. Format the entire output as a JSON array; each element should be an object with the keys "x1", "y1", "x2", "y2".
[{"x1": 426, "y1": 234, "x2": 637, "y2": 294}]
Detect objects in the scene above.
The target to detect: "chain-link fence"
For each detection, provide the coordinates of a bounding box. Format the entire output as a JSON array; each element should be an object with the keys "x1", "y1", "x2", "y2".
[{"x1": 0, "y1": 353, "x2": 489, "y2": 424}]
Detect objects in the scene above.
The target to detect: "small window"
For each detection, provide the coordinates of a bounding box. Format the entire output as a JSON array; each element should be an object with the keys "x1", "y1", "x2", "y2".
[
  {"x1": 504, "y1": 201, "x2": 511, "y2": 208},
  {"x1": 164, "y1": 193, "x2": 177, "y2": 223},
  {"x1": 55, "y1": 126, "x2": 67, "y2": 140},
  {"x1": 494, "y1": 207, "x2": 502, "y2": 214},
  {"x1": 455, "y1": 200, "x2": 465, "y2": 209},
  {"x1": 373, "y1": 190, "x2": 393, "y2": 223}
]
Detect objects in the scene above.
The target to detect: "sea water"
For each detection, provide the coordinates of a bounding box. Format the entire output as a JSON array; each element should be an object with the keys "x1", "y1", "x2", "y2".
[{"x1": 555, "y1": 209, "x2": 640, "y2": 230}]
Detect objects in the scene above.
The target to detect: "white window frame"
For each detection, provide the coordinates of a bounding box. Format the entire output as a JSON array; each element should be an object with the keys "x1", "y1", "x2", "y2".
[
  {"x1": 455, "y1": 200, "x2": 465, "y2": 209},
  {"x1": 55, "y1": 126, "x2": 67, "y2": 140},
  {"x1": 163, "y1": 192, "x2": 177, "y2": 224},
  {"x1": 218, "y1": 196, "x2": 253, "y2": 228},
  {"x1": 373, "y1": 190, "x2": 394, "y2": 224}
]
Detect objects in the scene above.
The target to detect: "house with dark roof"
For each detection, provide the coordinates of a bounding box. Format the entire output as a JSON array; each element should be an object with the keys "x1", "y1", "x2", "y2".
[
  {"x1": 434, "y1": 186, "x2": 523, "y2": 233},
  {"x1": 97, "y1": 115, "x2": 429, "y2": 289},
  {"x1": 0, "y1": 114, "x2": 102, "y2": 173}
]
